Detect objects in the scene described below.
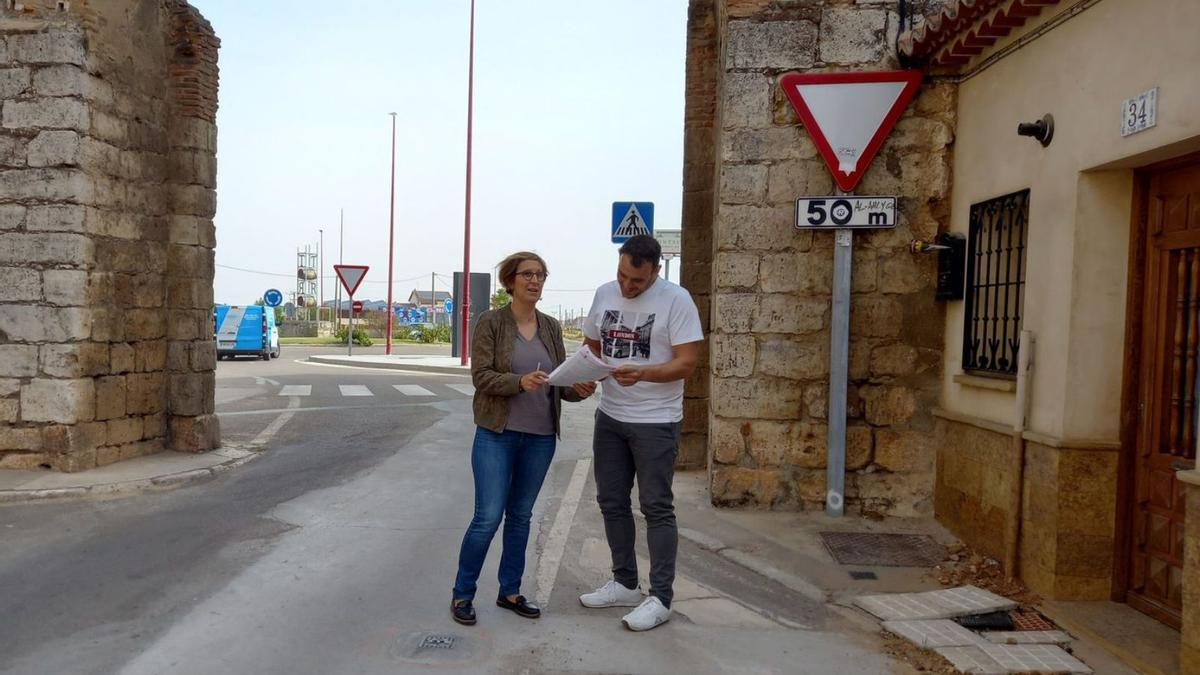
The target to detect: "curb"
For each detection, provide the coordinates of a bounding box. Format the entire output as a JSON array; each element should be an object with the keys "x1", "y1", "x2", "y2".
[
  {"x1": 0, "y1": 448, "x2": 263, "y2": 505},
  {"x1": 672, "y1": 523, "x2": 832, "y2": 604},
  {"x1": 306, "y1": 355, "x2": 470, "y2": 375}
]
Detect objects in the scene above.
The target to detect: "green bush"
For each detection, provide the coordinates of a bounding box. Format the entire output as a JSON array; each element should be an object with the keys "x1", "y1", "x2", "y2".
[
  {"x1": 409, "y1": 324, "x2": 452, "y2": 344},
  {"x1": 335, "y1": 326, "x2": 373, "y2": 346}
]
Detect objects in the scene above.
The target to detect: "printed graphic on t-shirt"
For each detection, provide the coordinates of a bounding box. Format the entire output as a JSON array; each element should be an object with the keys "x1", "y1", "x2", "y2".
[{"x1": 601, "y1": 310, "x2": 655, "y2": 360}]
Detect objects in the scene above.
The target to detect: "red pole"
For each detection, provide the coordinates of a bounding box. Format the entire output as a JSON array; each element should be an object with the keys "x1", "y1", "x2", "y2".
[
  {"x1": 460, "y1": 0, "x2": 475, "y2": 366},
  {"x1": 386, "y1": 112, "x2": 397, "y2": 354}
]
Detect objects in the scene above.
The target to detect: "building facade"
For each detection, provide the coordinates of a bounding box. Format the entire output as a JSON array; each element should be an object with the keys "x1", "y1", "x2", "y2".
[{"x1": 681, "y1": 0, "x2": 1198, "y2": 668}]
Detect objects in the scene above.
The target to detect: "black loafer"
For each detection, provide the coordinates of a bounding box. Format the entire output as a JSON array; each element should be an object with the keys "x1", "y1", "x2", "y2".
[
  {"x1": 451, "y1": 599, "x2": 476, "y2": 625},
  {"x1": 496, "y1": 594, "x2": 541, "y2": 619}
]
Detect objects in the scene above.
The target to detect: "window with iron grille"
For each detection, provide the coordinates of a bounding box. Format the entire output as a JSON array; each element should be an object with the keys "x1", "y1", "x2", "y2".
[{"x1": 962, "y1": 189, "x2": 1029, "y2": 377}]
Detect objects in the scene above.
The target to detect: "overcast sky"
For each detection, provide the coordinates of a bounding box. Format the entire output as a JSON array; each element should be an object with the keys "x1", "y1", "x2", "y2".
[{"x1": 192, "y1": 0, "x2": 687, "y2": 316}]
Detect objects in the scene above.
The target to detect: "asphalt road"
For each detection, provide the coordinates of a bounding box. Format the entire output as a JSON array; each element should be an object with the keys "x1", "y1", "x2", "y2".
[{"x1": 0, "y1": 346, "x2": 894, "y2": 675}]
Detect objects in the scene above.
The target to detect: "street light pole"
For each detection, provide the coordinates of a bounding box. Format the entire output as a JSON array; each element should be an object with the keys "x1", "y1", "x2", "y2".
[
  {"x1": 460, "y1": 0, "x2": 475, "y2": 366},
  {"x1": 319, "y1": 228, "x2": 324, "y2": 328},
  {"x1": 386, "y1": 112, "x2": 398, "y2": 355}
]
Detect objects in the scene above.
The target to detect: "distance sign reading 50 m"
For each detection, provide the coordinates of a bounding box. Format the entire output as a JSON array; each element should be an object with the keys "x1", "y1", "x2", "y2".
[{"x1": 794, "y1": 196, "x2": 897, "y2": 230}]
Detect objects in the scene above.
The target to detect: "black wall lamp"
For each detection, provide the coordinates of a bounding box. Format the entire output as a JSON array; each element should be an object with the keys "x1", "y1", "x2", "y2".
[{"x1": 1017, "y1": 114, "x2": 1054, "y2": 147}]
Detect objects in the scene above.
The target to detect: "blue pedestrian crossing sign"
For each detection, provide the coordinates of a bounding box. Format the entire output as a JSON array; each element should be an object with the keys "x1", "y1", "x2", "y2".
[
  {"x1": 612, "y1": 202, "x2": 654, "y2": 243},
  {"x1": 263, "y1": 288, "x2": 283, "y2": 307}
]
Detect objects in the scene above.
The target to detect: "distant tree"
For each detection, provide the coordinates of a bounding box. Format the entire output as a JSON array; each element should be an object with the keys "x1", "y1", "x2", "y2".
[{"x1": 491, "y1": 288, "x2": 511, "y2": 308}]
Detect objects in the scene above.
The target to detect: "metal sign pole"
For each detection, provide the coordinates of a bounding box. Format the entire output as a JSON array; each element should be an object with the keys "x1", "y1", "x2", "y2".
[
  {"x1": 826, "y1": 192, "x2": 853, "y2": 517},
  {"x1": 347, "y1": 294, "x2": 354, "y2": 357}
]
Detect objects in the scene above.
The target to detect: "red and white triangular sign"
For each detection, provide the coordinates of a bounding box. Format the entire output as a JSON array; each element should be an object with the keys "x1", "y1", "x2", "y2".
[
  {"x1": 333, "y1": 264, "x2": 369, "y2": 297},
  {"x1": 780, "y1": 70, "x2": 923, "y2": 192}
]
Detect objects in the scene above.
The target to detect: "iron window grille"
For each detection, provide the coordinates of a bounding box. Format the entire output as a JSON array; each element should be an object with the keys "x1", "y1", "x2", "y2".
[{"x1": 962, "y1": 189, "x2": 1029, "y2": 377}]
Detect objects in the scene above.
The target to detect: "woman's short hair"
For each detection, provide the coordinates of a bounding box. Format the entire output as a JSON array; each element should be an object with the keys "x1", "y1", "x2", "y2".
[{"x1": 497, "y1": 251, "x2": 548, "y2": 293}]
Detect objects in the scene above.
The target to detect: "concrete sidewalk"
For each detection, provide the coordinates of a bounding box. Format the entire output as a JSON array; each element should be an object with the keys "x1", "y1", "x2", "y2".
[
  {"x1": 306, "y1": 354, "x2": 470, "y2": 374},
  {"x1": 0, "y1": 446, "x2": 261, "y2": 504},
  {"x1": 665, "y1": 470, "x2": 1144, "y2": 675}
]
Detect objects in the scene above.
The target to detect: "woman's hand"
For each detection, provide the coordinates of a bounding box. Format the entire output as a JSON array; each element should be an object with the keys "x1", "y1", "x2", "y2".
[
  {"x1": 570, "y1": 381, "x2": 597, "y2": 398},
  {"x1": 520, "y1": 370, "x2": 549, "y2": 392}
]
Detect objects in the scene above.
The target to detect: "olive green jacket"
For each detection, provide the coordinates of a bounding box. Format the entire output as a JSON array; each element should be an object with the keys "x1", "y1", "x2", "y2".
[{"x1": 471, "y1": 305, "x2": 582, "y2": 437}]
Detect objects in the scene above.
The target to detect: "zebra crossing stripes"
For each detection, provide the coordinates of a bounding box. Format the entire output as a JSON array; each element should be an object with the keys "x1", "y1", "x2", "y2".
[
  {"x1": 393, "y1": 385, "x2": 435, "y2": 397},
  {"x1": 273, "y1": 383, "x2": 472, "y2": 398}
]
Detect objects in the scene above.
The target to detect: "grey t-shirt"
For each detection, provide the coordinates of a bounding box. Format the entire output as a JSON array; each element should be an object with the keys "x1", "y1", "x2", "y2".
[{"x1": 506, "y1": 332, "x2": 555, "y2": 436}]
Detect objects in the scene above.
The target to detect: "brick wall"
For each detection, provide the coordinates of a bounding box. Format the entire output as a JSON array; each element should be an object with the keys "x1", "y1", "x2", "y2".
[
  {"x1": 0, "y1": 1, "x2": 219, "y2": 471},
  {"x1": 685, "y1": 0, "x2": 955, "y2": 514}
]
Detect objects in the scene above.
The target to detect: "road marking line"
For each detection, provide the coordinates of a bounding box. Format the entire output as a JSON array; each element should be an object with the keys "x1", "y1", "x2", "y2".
[
  {"x1": 278, "y1": 385, "x2": 311, "y2": 397},
  {"x1": 255, "y1": 377, "x2": 281, "y2": 386},
  {"x1": 393, "y1": 385, "x2": 435, "y2": 396},
  {"x1": 535, "y1": 458, "x2": 591, "y2": 608},
  {"x1": 219, "y1": 402, "x2": 433, "y2": 417},
  {"x1": 251, "y1": 396, "x2": 301, "y2": 446},
  {"x1": 447, "y1": 384, "x2": 475, "y2": 396},
  {"x1": 338, "y1": 385, "x2": 373, "y2": 397}
]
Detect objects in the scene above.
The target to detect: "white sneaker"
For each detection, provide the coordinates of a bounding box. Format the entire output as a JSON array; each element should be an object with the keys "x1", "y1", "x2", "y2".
[
  {"x1": 621, "y1": 596, "x2": 672, "y2": 631},
  {"x1": 579, "y1": 580, "x2": 643, "y2": 608}
]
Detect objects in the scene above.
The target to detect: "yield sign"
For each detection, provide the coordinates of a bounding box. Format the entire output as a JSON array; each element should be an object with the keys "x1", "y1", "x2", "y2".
[
  {"x1": 779, "y1": 70, "x2": 923, "y2": 192},
  {"x1": 333, "y1": 264, "x2": 368, "y2": 297}
]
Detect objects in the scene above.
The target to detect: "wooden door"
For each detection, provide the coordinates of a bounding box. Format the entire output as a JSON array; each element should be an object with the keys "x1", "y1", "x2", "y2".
[{"x1": 1130, "y1": 162, "x2": 1200, "y2": 627}]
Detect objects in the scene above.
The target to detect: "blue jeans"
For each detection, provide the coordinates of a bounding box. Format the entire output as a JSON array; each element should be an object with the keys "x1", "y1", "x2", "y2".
[{"x1": 453, "y1": 427, "x2": 556, "y2": 601}]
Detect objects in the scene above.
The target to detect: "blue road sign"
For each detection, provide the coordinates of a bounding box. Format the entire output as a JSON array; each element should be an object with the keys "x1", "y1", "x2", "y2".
[
  {"x1": 612, "y1": 202, "x2": 654, "y2": 243},
  {"x1": 263, "y1": 288, "x2": 283, "y2": 307},
  {"x1": 444, "y1": 298, "x2": 454, "y2": 314}
]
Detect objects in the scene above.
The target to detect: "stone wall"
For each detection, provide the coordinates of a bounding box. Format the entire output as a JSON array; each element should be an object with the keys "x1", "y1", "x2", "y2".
[
  {"x1": 678, "y1": 0, "x2": 719, "y2": 470},
  {"x1": 0, "y1": 0, "x2": 219, "y2": 471},
  {"x1": 685, "y1": 0, "x2": 955, "y2": 514}
]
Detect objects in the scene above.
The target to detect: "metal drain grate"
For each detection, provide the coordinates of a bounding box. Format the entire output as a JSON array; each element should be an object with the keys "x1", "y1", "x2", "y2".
[
  {"x1": 418, "y1": 634, "x2": 456, "y2": 650},
  {"x1": 821, "y1": 532, "x2": 946, "y2": 567},
  {"x1": 1009, "y1": 610, "x2": 1057, "y2": 632}
]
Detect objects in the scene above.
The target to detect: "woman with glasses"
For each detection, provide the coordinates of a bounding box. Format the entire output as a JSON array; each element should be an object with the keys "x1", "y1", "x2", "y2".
[{"x1": 451, "y1": 251, "x2": 596, "y2": 625}]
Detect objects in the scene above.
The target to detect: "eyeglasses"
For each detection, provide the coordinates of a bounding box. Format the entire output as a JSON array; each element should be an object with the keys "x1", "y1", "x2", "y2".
[{"x1": 516, "y1": 271, "x2": 548, "y2": 282}]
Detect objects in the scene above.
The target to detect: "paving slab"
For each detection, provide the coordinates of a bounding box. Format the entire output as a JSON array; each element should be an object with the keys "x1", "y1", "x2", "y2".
[
  {"x1": 936, "y1": 646, "x2": 1010, "y2": 674},
  {"x1": 882, "y1": 619, "x2": 987, "y2": 648},
  {"x1": 984, "y1": 630, "x2": 1072, "y2": 645},
  {"x1": 981, "y1": 644, "x2": 1091, "y2": 673},
  {"x1": 855, "y1": 585, "x2": 1018, "y2": 621}
]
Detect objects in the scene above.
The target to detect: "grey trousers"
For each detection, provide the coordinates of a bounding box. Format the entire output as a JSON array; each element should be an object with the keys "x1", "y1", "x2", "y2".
[{"x1": 592, "y1": 409, "x2": 680, "y2": 607}]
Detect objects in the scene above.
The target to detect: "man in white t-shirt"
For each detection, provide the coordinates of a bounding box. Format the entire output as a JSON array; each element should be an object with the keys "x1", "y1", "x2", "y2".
[{"x1": 577, "y1": 235, "x2": 703, "y2": 632}]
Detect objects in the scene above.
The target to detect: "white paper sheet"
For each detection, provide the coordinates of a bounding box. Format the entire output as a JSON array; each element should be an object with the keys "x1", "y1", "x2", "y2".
[{"x1": 547, "y1": 347, "x2": 614, "y2": 386}]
